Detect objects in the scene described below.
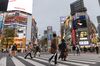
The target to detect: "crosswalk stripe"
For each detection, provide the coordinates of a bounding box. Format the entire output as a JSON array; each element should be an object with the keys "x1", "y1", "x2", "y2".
[
  {"x1": 33, "y1": 58, "x2": 68, "y2": 66},
  {"x1": 71, "y1": 59, "x2": 100, "y2": 63},
  {"x1": 69, "y1": 60, "x2": 96, "y2": 64},
  {"x1": 60, "y1": 60, "x2": 89, "y2": 66},
  {"x1": 40, "y1": 57, "x2": 91, "y2": 66},
  {"x1": 18, "y1": 56, "x2": 46, "y2": 66},
  {"x1": 11, "y1": 57, "x2": 25, "y2": 66},
  {"x1": 0, "y1": 57, "x2": 6, "y2": 66}
]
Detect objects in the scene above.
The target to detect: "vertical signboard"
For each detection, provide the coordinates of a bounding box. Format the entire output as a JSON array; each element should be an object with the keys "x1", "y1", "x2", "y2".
[
  {"x1": 26, "y1": 15, "x2": 32, "y2": 45},
  {"x1": 71, "y1": 28, "x2": 76, "y2": 46},
  {"x1": 0, "y1": 13, "x2": 4, "y2": 34}
]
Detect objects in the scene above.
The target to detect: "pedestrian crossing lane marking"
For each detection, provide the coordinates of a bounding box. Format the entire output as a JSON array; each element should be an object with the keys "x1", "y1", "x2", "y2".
[
  {"x1": 70, "y1": 60, "x2": 96, "y2": 64},
  {"x1": 60, "y1": 60, "x2": 89, "y2": 66},
  {"x1": 18, "y1": 56, "x2": 46, "y2": 66},
  {"x1": 11, "y1": 57, "x2": 25, "y2": 66},
  {"x1": 33, "y1": 57, "x2": 68, "y2": 66},
  {"x1": 0, "y1": 57, "x2": 6, "y2": 66}
]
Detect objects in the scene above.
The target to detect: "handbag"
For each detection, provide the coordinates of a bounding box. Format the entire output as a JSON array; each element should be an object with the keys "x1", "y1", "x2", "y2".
[{"x1": 49, "y1": 47, "x2": 56, "y2": 54}]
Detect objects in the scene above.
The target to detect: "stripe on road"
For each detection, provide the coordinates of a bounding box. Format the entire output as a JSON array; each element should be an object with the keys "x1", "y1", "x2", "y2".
[
  {"x1": 11, "y1": 57, "x2": 25, "y2": 66},
  {"x1": 18, "y1": 56, "x2": 46, "y2": 66},
  {"x1": 69, "y1": 60, "x2": 96, "y2": 64},
  {"x1": 33, "y1": 58, "x2": 68, "y2": 66},
  {"x1": 0, "y1": 57, "x2": 6, "y2": 66},
  {"x1": 60, "y1": 60, "x2": 90, "y2": 66}
]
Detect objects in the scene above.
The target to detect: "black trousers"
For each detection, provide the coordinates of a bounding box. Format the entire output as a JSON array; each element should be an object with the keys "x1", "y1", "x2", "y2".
[
  {"x1": 49, "y1": 53, "x2": 57, "y2": 64},
  {"x1": 24, "y1": 52, "x2": 32, "y2": 58}
]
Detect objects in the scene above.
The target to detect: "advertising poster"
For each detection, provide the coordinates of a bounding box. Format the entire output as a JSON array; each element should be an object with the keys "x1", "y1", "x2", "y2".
[{"x1": 8, "y1": 0, "x2": 33, "y2": 14}]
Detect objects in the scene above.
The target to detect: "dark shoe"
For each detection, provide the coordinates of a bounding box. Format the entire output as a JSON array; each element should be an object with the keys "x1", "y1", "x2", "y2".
[
  {"x1": 48, "y1": 59, "x2": 50, "y2": 63},
  {"x1": 24, "y1": 57, "x2": 26, "y2": 59},
  {"x1": 64, "y1": 59, "x2": 67, "y2": 61},
  {"x1": 31, "y1": 57, "x2": 33, "y2": 59}
]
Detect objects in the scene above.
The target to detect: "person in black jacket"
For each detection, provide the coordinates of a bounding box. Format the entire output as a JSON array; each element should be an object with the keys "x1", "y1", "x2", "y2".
[
  {"x1": 95, "y1": 45, "x2": 99, "y2": 54},
  {"x1": 34, "y1": 45, "x2": 41, "y2": 57},
  {"x1": 11, "y1": 43, "x2": 17, "y2": 56},
  {"x1": 58, "y1": 39, "x2": 68, "y2": 61}
]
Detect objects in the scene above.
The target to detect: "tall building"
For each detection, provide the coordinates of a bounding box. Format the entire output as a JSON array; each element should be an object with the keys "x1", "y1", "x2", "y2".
[
  {"x1": 0, "y1": 10, "x2": 37, "y2": 50},
  {"x1": 70, "y1": 0, "x2": 87, "y2": 16},
  {"x1": 68, "y1": 0, "x2": 98, "y2": 46},
  {"x1": 97, "y1": 16, "x2": 100, "y2": 37},
  {"x1": 0, "y1": 0, "x2": 8, "y2": 11},
  {"x1": 98, "y1": 0, "x2": 100, "y2": 6},
  {"x1": 97, "y1": 24, "x2": 100, "y2": 37}
]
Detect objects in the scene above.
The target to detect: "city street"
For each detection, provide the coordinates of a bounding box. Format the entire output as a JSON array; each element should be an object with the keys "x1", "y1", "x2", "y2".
[
  {"x1": 0, "y1": 0, "x2": 100, "y2": 66},
  {"x1": 0, "y1": 52, "x2": 100, "y2": 66}
]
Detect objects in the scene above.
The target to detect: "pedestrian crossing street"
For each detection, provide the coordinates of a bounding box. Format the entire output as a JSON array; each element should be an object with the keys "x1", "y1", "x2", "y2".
[{"x1": 0, "y1": 55, "x2": 100, "y2": 66}]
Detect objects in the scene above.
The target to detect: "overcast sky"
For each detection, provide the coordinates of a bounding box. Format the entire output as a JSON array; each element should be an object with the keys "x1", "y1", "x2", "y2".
[{"x1": 8, "y1": 0, "x2": 100, "y2": 36}]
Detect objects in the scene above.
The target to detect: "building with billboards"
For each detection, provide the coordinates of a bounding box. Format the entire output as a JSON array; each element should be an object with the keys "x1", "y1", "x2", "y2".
[
  {"x1": 1, "y1": 10, "x2": 37, "y2": 50},
  {"x1": 67, "y1": 0, "x2": 97, "y2": 47}
]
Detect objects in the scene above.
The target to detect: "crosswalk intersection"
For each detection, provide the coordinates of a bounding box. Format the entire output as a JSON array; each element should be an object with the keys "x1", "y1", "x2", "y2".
[{"x1": 0, "y1": 55, "x2": 100, "y2": 66}]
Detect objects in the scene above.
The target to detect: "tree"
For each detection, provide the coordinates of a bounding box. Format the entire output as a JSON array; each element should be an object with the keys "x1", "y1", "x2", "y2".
[{"x1": 1, "y1": 28, "x2": 15, "y2": 49}]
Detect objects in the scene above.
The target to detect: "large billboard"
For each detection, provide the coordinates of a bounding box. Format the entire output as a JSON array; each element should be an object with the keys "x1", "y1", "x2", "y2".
[
  {"x1": 4, "y1": 11, "x2": 28, "y2": 25},
  {"x1": 7, "y1": 0, "x2": 33, "y2": 13},
  {"x1": 0, "y1": 13, "x2": 4, "y2": 34},
  {"x1": 72, "y1": 15, "x2": 87, "y2": 29}
]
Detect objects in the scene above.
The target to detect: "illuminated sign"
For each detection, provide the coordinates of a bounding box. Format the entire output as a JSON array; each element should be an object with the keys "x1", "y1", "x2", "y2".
[
  {"x1": 79, "y1": 31, "x2": 88, "y2": 38},
  {"x1": 79, "y1": 41, "x2": 89, "y2": 45}
]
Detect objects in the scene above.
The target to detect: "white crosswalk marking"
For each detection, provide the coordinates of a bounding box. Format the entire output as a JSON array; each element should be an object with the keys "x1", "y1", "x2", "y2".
[
  {"x1": 40, "y1": 57, "x2": 91, "y2": 66},
  {"x1": 0, "y1": 56, "x2": 99, "y2": 66},
  {"x1": 69, "y1": 60, "x2": 96, "y2": 64},
  {"x1": 60, "y1": 60, "x2": 89, "y2": 66},
  {"x1": 18, "y1": 56, "x2": 46, "y2": 66},
  {"x1": 11, "y1": 57, "x2": 25, "y2": 66},
  {"x1": 33, "y1": 57, "x2": 68, "y2": 66},
  {"x1": 0, "y1": 57, "x2": 6, "y2": 66}
]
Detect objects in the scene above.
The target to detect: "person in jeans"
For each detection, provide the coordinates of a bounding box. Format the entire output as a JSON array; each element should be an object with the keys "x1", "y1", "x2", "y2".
[{"x1": 48, "y1": 33, "x2": 58, "y2": 65}]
